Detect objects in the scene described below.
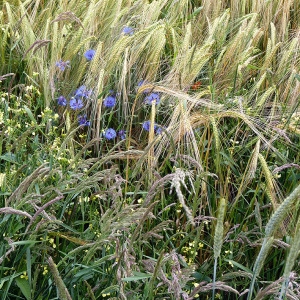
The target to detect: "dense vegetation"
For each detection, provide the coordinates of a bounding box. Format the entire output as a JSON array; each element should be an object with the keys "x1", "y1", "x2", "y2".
[{"x1": 0, "y1": 0, "x2": 300, "y2": 299}]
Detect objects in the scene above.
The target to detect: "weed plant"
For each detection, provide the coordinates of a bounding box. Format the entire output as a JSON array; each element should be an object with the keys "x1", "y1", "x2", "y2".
[{"x1": 0, "y1": 0, "x2": 300, "y2": 299}]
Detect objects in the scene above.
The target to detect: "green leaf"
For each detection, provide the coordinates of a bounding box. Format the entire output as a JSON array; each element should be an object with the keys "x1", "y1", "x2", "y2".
[
  {"x1": 223, "y1": 259, "x2": 253, "y2": 274},
  {"x1": 0, "y1": 272, "x2": 23, "y2": 289},
  {"x1": 23, "y1": 105, "x2": 37, "y2": 125},
  {"x1": 122, "y1": 271, "x2": 152, "y2": 282},
  {"x1": 15, "y1": 277, "x2": 31, "y2": 300},
  {"x1": 99, "y1": 285, "x2": 119, "y2": 295},
  {"x1": 295, "y1": 74, "x2": 300, "y2": 81},
  {"x1": 11, "y1": 240, "x2": 39, "y2": 246},
  {"x1": 0, "y1": 152, "x2": 19, "y2": 164}
]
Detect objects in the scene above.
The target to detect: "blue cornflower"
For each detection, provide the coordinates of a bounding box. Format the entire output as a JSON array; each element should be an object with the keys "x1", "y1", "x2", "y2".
[
  {"x1": 84, "y1": 49, "x2": 96, "y2": 61},
  {"x1": 70, "y1": 97, "x2": 84, "y2": 110},
  {"x1": 57, "y1": 95, "x2": 67, "y2": 106},
  {"x1": 104, "y1": 128, "x2": 117, "y2": 140},
  {"x1": 122, "y1": 26, "x2": 134, "y2": 35},
  {"x1": 55, "y1": 59, "x2": 70, "y2": 71},
  {"x1": 118, "y1": 130, "x2": 126, "y2": 140},
  {"x1": 78, "y1": 115, "x2": 90, "y2": 126},
  {"x1": 144, "y1": 93, "x2": 160, "y2": 105},
  {"x1": 142, "y1": 120, "x2": 151, "y2": 131},
  {"x1": 138, "y1": 80, "x2": 151, "y2": 94},
  {"x1": 155, "y1": 126, "x2": 163, "y2": 135},
  {"x1": 142, "y1": 121, "x2": 162, "y2": 134},
  {"x1": 137, "y1": 80, "x2": 144, "y2": 87},
  {"x1": 75, "y1": 85, "x2": 92, "y2": 98},
  {"x1": 103, "y1": 95, "x2": 116, "y2": 108}
]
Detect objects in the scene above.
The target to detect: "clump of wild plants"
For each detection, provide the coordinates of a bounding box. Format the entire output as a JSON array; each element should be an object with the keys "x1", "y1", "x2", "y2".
[{"x1": 1, "y1": 0, "x2": 300, "y2": 299}]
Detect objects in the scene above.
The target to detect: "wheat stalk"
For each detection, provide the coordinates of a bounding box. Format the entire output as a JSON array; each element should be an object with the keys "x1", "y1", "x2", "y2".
[
  {"x1": 279, "y1": 216, "x2": 300, "y2": 299},
  {"x1": 265, "y1": 184, "x2": 300, "y2": 238},
  {"x1": 213, "y1": 198, "x2": 227, "y2": 299},
  {"x1": 248, "y1": 184, "x2": 300, "y2": 299},
  {"x1": 247, "y1": 237, "x2": 274, "y2": 300}
]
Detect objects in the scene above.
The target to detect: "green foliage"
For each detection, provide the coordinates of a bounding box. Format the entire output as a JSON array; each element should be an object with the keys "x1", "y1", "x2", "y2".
[{"x1": 0, "y1": 0, "x2": 300, "y2": 299}]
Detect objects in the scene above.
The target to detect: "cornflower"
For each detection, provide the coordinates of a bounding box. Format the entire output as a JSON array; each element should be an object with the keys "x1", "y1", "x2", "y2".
[
  {"x1": 138, "y1": 80, "x2": 151, "y2": 94},
  {"x1": 70, "y1": 97, "x2": 84, "y2": 110},
  {"x1": 57, "y1": 95, "x2": 67, "y2": 106},
  {"x1": 155, "y1": 126, "x2": 163, "y2": 135},
  {"x1": 84, "y1": 49, "x2": 96, "y2": 61},
  {"x1": 55, "y1": 59, "x2": 70, "y2": 71},
  {"x1": 75, "y1": 85, "x2": 92, "y2": 98},
  {"x1": 78, "y1": 115, "x2": 90, "y2": 126},
  {"x1": 142, "y1": 120, "x2": 151, "y2": 131},
  {"x1": 103, "y1": 95, "x2": 116, "y2": 108},
  {"x1": 142, "y1": 121, "x2": 162, "y2": 135},
  {"x1": 122, "y1": 26, "x2": 134, "y2": 35},
  {"x1": 104, "y1": 128, "x2": 116, "y2": 140},
  {"x1": 144, "y1": 92, "x2": 160, "y2": 105},
  {"x1": 118, "y1": 130, "x2": 126, "y2": 140}
]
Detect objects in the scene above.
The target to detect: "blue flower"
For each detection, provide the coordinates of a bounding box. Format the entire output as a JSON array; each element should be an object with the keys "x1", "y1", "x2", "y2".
[
  {"x1": 104, "y1": 128, "x2": 117, "y2": 140},
  {"x1": 137, "y1": 80, "x2": 144, "y2": 87},
  {"x1": 78, "y1": 115, "x2": 90, "y2": 126},
  {"x1": 55, "y1": 60, "x2": 70, "y2": 71},
  {"x1": 137, "y1": 80, "x2": 151, "y2": 94},
  {"x1": 122, "y1": 26, "x2": 134, "y2": 35},
  {"x1": 142, "y1": 121, "x2": 162, "y2": 134},
  {"x1": 155, "y1": 126, "x2": 163, "y2": 135},
  {"x1": 75, "y1": 85, "x2": 92, "y2": 98},
  {"x1": 84, "y1": 49, "x2": 96, "y2": 61},
  {"x1": 70, "y1": 98, "x2": 84, "y2": 110},
  {"x1": 144, "y1": 93, "x2": 160, "y2": 105},
  {"x1": 57, "y1": 95, "x2": 67, "y2": 106},
  {"x1": 118, "y1": 130, "x2": 126, "y2": 140},
  {"x1": 142, "y1": 120, "x2": 151, "y2": 131},
  {"x1": 103, "y1": 95, "x2": 116, "y2": 108}
]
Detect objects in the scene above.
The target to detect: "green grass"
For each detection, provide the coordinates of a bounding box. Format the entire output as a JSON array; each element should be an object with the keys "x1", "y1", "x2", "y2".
[{"x1": 0, "y1": 0, "x2": 300, "y2": 299}]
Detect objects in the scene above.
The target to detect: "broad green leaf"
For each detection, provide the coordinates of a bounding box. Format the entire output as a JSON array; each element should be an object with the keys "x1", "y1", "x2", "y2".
[
  {"x1": 15, "y1": 277, "x2": 31, "y2": 300},
  {"x1": 23, "y1": 105, "x2": 37, "y2": 125},
  {"x1": 0, "y1": 152, "x2": 19, "y2": 164}
]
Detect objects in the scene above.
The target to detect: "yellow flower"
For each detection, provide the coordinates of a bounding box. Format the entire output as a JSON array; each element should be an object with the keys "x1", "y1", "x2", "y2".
[
  {"x1": 43, "y1": 266, "x2": 48, "y2": 275},
  {"x1": 20, "y1": 271, "x2": 28, "y2": 280},
  {"x1": 49, "y1": 237, "x2": 57, "y2": 248},
  {"x1": 102, "y1": 293, "x2": 110, "y2": 298},
  {"x1": 198, "y1": 243, "x2": 204, "y2": 249}
]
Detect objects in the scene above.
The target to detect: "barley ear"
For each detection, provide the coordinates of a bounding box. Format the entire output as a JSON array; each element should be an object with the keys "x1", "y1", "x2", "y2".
[{"x1": 258, "y1": 153, "x2": 278, "y2": 210}]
